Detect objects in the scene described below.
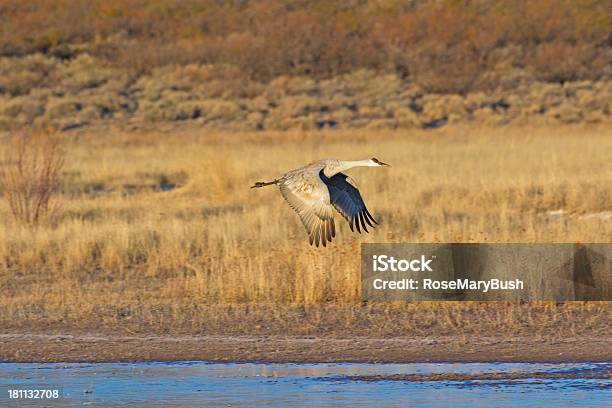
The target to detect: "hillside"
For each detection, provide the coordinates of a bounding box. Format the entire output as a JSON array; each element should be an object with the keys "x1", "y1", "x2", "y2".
[{"x1": 0, "y1": 0, "x2": 610, "y2": 131}]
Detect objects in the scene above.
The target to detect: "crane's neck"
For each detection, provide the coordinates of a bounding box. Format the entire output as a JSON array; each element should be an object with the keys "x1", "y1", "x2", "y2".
[{"x1": 323, "y1": 159, "x2": 377, "y2": 177}]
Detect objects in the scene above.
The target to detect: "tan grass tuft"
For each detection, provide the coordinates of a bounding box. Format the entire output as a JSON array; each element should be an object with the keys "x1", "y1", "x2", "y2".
[{"x1": 0, "y1": 128, "x2": 65, "y2": 225}]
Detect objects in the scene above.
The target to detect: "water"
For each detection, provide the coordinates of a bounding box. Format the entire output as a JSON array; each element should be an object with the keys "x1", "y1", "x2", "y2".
[{"x1": 0, "y1": 361, "x2": 609, "y2": 407}]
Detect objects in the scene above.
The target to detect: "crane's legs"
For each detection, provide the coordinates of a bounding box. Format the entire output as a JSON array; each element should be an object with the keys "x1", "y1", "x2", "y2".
[{"x1": 251, "y1": 179, "x2": 280, "y2": 188}]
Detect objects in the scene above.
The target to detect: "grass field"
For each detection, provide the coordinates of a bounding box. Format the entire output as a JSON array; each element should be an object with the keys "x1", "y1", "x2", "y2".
[{"x1": 0, "y1": 124, "x2": 610, "y2": 335}]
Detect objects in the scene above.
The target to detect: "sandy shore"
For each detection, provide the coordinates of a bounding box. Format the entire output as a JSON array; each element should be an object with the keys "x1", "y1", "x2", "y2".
[{"x1": 1, "y1": 333, "x2": 610, "y2": 363}]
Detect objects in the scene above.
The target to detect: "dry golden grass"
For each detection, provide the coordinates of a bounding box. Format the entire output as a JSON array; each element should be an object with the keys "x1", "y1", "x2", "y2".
[{"x1": 0, "y1": 125, "x2": 611, "y2": 333}]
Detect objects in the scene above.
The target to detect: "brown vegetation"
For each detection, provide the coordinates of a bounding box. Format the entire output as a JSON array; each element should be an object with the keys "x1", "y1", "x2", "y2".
[
  {"x1": 0, "y1": 0, "x2": 610, "y2": 131},
  {"x1": 0, "y1": 129, "x2": 65, "y2": 225},
  {"x1": 1, "y1": 0, "x2": 609, "y2": 84},
  {"x1": 0, "y1": 126, "x2": 610, "y2": 334},
  {"x1": 0, "y1": 60, "x2": 609, "y2": 132},
  {"x1": 0, "y1": 1, "x2": 609, "y2": 342}
]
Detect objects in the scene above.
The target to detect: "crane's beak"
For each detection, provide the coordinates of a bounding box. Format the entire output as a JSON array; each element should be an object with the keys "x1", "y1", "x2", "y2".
[{"x1": 371, "y1": 157, "x2": 390, "y2": 166}]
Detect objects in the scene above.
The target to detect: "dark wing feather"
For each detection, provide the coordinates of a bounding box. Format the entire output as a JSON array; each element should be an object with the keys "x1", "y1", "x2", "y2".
[{"x1": 323, "y1": 172, "x2": 378, "y2": 234}]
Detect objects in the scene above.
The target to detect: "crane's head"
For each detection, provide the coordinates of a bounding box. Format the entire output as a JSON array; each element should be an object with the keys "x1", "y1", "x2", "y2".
[{"x1": 370, "y1": 157, "x2": 390, "y2": 166}]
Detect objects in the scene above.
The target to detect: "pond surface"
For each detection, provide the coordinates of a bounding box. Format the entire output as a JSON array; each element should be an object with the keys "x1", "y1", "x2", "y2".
[{"x1": 0, "y1": 361, "x2": 610, "y2": 407}]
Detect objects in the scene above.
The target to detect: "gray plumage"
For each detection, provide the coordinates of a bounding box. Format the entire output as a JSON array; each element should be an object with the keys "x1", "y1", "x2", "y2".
[{"x1": 251, "y1": 158, "x2": 389, "y2": 247}]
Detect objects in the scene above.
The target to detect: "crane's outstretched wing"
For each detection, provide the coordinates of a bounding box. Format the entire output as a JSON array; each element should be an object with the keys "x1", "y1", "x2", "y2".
[
  {"x1": 324, "y1": 172, "x2": 377, "y2": 233},
  {"x1": 278, "y1": 170, "x2": 336, "y2": 247}
]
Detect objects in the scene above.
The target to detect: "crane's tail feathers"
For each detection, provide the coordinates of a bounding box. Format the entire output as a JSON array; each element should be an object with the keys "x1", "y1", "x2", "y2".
[{"x1": 251, "y1": 179, "x2": 280, "y2": 188}]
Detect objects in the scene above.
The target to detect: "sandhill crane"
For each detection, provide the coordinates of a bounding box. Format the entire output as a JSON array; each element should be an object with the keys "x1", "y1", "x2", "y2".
[{"x1": 251, "y1": 158, "x2": 389, "y2": 247}]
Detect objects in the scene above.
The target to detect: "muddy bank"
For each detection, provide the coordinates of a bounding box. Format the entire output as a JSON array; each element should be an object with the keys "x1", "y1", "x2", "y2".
[{"x1": 1, "y1": 333, "x2": 610, "y2": 363}]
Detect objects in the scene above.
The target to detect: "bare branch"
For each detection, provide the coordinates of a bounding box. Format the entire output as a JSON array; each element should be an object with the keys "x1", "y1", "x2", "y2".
[{"x1": 0, "y1": 128, "x2": 66, "y2": 225}]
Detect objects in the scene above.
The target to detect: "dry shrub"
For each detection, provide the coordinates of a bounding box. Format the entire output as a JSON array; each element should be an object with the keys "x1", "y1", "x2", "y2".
[
  {"x1": 0, "y1": 54, "x2": 59, "y2": 96},
  {"x1": 98, "y1": 37, "x2": 214, "y2": 78},
  {"x1": 530, "y1": 42, "x2": 608, "y2": 83},
  {"x1": 0, "y1": 128, "x2": 65, "y2": 225},
  {"x1": 221, "y1": 10, "x2": 388, "y2": 81},
  {"x1": 0, "y1": 0, "x2": 608, "y2": 92}
]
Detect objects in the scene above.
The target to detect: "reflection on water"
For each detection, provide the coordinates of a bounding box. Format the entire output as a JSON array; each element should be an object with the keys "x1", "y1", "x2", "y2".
[{"x1": 0, "y1": 361, "x2": 610, "y2": 407}]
